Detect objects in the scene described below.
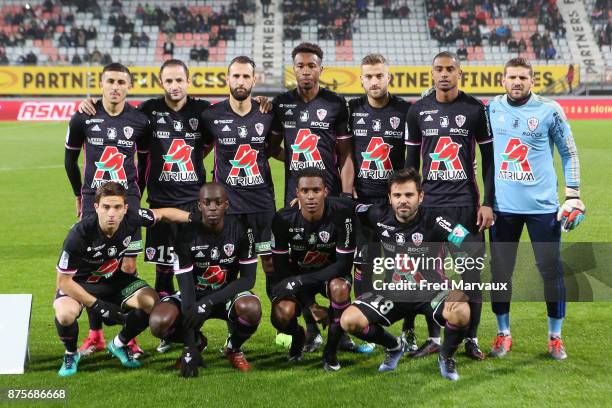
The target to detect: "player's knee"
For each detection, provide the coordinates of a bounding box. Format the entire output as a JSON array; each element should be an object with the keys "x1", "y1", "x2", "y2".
[
  {"x1": 54, "y1": 299, "x2": 80, "y2": 325},
  {"x1": 233, "y1": 296, "x2": 262, "y2": 326},
  {"x1": 340, "y1": 306, "x2": 367, "y2": 334},
  {"x1": 133, "y1": 288, "x2": 159, "y2": 313},
  {"x1": 271, "y1": 300, "x2": 296, "y2": 329},
  {"x1": 328, "y1": 278, "x2": 351, "y2": 303},
  {"x1": 445, "y1": 301, "x2": 470, "y2": 328},
  {"x1": 55, "y1": 308, "x2": 79, "y2": 326},
  {"x1": 149, "y1": 303, "x2": 178, "y2": 338}
]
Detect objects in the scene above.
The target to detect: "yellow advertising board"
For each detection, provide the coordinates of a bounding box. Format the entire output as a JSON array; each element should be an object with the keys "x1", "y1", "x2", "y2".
[
  {"x1": 284, "y1": 65, "x2": 578, "y2": 94},
  {"x1": 0, "y1": 66, "x2": 228, "y2": 95}
]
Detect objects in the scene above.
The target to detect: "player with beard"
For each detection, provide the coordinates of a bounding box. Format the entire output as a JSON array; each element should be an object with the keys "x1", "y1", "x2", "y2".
[
  {"x1": 487, "y1": 58, "x2": 583, "y2": 360},
  {"x1": 268, "y1": 169, "x2": 355, "y2": 371},
  {"x1": 148, "y1": 183, "x2": 261, "y2": 377},
  {"x1": 270, "y1": 42, "x2": 356, "y2": 352},
  {"x1": 341, "y1": 168, "x2": 482, "y2": 380},
  {"x1": 348, "y1": 54, "x2": 412, "y2": 353},
  {"x1": 404, "y1": 52, "x2": 494, "y2": 360},
  {"x1": 200, "y1": 56, "x2": 277, "y2": 284},
  {"x1": 65, "y1": 63, "x2": 151, "y2": 358}
]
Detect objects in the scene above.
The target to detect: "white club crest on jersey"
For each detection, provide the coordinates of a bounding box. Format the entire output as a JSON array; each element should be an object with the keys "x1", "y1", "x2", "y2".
[
  {"x1": 211, "y1": 247, "x2": 220, "y2": 260},
  {"x1": 440, "y1": 116, "x2": 449, "y2": 128},
  {"x1": 189, "y1": 118, "x2": 199, "y2": 130},
  {"x1": 238, "y1": 125, "x2": 248, "y2": 138},
  {"x1": 173, "y1": 121, "x2": 183, "y2": 131},
  {"x1": 255, "y1": 123, "x2": 264, "y2": 136},
  {"x1": 300, "y1": 110, "x2": 309, "y2": 122},
  {"x1": 455, "y1": 115, "x2": 466, "y2": 127},
  {"x1": 317, "y1": 109, "x2": 327, "y2": 121},
  {"x1": 224, "y1": 244, "x2": 234, "y2": 256},
  {"x1": 318, "y1": 231, "x2": 330, "y2": 243},
  {"x1": 123, "y1": 126, "x2": 133, "y2": 139},
  {"x1": 390, "y1": 116, "x2": 400, "y2": 129},
  {"x1": 527, "y1": 117, "x2": 539, "y2": 131},
  {"x1": 107, "y1": 127, "x2": 117, "y2": 140},
  {"x1": 372, "y1": 119, "x2": 381, "y2": 132},
  {"x1": 412, "y1": 232, "x2": 423, "y2": 246}
]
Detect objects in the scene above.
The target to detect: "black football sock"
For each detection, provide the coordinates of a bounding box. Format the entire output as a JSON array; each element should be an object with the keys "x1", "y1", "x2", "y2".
[
  {"x1": 402, "y1": 312, "x2": 416, "y2": 333},
  {"x1": 86, "y1": 307, "x2": 103, "y2": 331},
  {"x1": 302, "y1": 306, "x2": 320, "y2": 336},
  {"x1": 426, "y1": 312, "x2": 441, "y2": 338},
  {"x1": 440, "y1": 322, "x2": 466, "y2": 359},
  {"x1": 118, "y1": 309, "x2": 149, "y2": 344},
  {"x1": 356, "y1": 324, "x2": 399, "y2": 350},
  {"x1": 325, "y1": 301, "x2": 349, "y2": 355},
  {"x1": 467, "y1": 301, "x2": 482, "y2": 339},
  {"x1": 228, "y1": 316, "x2": 259, "y2": 351},
  {"x1": 55, "y1": 318, "x2": 78, "y2": 353}
]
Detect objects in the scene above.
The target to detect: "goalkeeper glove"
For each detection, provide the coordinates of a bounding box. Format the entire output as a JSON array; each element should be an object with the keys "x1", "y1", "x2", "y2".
[{"x1": 557, "y1": 188, "x2": 585, "y2": 232}]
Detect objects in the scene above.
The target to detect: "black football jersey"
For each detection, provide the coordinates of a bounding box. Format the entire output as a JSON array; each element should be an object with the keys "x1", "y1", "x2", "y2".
[
  {"x1": 65, "y1": 101, "x2": 151, "y2": 196},
  {"x1": 138, "y1": 97, "x2": 211, "y2": 206},
  {"x1": 200, "y1": 99, "x2": 276, "y2": 214},
  {"x1": 349, "y1": 95, "x2": 411, "y2": 199},
  {"x1": 173, "y1": 214, "x2": 257, "y2": 294},
  {"x1": 56, "y1": 208, "x2": 156, "y2": 282},
  {"x1": 356, "y1": 203, "x2": 471, "y2": 298},
  {"x1": 272, "y1": 88, "x2": 350, "y2": 205},
  {"x1": 406, "y1": 91, "x2": 492, "y2": 207},
  {"x1": 270, "y1": 198, "x2": 355, "y2": 277}
]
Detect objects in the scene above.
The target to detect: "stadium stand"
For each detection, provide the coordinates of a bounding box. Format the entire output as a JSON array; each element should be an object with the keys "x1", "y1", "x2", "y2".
[{"x1": 0, "y1": 0, "x2": 601, "y2": 73}]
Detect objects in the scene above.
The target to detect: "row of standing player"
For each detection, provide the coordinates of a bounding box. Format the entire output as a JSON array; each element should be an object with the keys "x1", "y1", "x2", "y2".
[{"x1": 55, "y1": 43, "x2": 585, "y2": 379}]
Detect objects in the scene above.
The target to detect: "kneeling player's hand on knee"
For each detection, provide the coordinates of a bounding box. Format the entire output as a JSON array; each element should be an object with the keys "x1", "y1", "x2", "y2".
[
  {"x1": 184, "y1": 298, "x2": 214, "y2": 330},
  {"x1": 91, "y1": 299, "x2": 126, "y2": 325},
  {"x1": 180, "y1": 346, "x2": 202, "y2": 378}
]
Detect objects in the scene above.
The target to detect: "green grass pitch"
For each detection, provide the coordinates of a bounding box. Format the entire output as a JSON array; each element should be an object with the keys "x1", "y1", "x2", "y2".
[{"x1": 0, "y1": 120, "x2": 610, "y2": 407}]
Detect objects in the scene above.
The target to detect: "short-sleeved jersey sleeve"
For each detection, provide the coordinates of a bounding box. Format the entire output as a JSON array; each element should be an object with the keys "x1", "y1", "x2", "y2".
[
  {"x1": 335, "y1": 210, "x2": 355, "y2": 254},
  {"x1": 335, "y1": 96, "x2": 350, "y2": 139},
  {"x1": 56, "y1": 229, "x2": 84, "y2": 275},
  {"x1": 65, "y1": 113, "x2": 86, "y2": 150},
  {"x1": 405, "y1": 104, "x2": 422, "y2": 146},
  {"x1": 475, "y1": 102, "x2": 493, "y2": 145}
]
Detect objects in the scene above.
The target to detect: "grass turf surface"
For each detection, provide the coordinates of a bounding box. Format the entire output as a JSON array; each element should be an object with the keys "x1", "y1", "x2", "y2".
[{"x1": 0, "y1": 120, "x2": 610, "y2": 407}]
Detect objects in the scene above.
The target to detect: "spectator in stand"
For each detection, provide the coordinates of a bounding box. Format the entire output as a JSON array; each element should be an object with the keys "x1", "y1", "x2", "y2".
[
  {"x1": 508, "y1": 37, "x2": 519, "y2": 52},
  {"x1": 199, "y1": 46, "x2": 209, "y2": 62},
  {"x1": 0, "y1": 49, "x2": 8, "y2": 65},
  {"x1": 139, "y1": 32, "x2": 150, "y2": 48},
  {"x1": 163, "y1": 36, "x2": 174, "y2": 57},
  {"x1": 457, "y1": 42, "x2": 469, "y2": 60},
  {"x1": 545, "y1": 43, "x2": 557, "y2": 62},
  {"x1": 518, "y1": 37, "x2": 527, "y2": 53},
  {"x1": 130, "y1": 33, "x2": 139, "y2": 47},
  {"x1": 531, "y1": 31, "x2": 542, "y2": 59},
  {"x1": 113, "y1": 32, "x2": 122, "y2": 47},
  {"x1": 111, "y1": 0, "x2": 123, "y2": 14},
  {"x1": 71, "y1": 53, "x2": 82, "y2": 65},
  {"x1": 189, "y1": 45, "x2": 199, "y2": 61},
  {"x1": 59, "y1": 32, "x2": 70, "y2": 47},
  {"x1": 101, "y1": 52, "x2": 112, "y2": 65}
]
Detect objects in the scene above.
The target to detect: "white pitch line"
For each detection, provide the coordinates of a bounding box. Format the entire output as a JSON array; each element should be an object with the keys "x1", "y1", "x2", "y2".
[{"x1": 0, "y1": 165, "x2": 64, "y2": 171}]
